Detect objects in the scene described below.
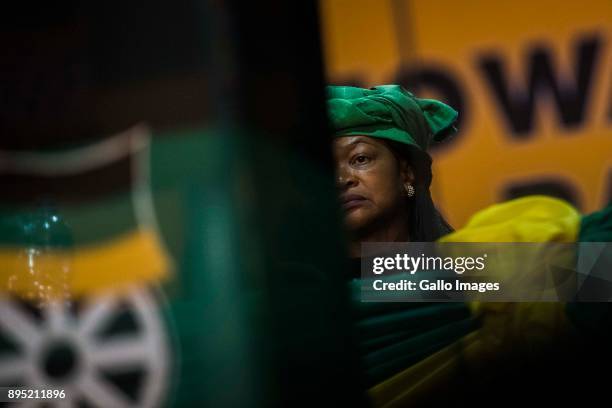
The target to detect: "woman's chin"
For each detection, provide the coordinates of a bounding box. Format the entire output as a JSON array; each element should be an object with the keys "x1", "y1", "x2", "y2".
[{"x1": 343, "y1": 211, "x2": 375, "y2": 233}]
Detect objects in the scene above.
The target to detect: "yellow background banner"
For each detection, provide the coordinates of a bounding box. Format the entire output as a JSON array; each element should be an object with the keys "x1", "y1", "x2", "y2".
[{"x1": 320, "y1": 0, "x2": 612, "y2": 227}]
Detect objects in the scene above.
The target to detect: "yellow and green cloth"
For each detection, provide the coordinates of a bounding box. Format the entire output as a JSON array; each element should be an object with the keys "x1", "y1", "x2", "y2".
[
  {"x1": 365, "y1": 196, "x2": 612, "y2": 407},
  {"x1": 0, "y1": 200, "x2": 170, "y2": 300}
]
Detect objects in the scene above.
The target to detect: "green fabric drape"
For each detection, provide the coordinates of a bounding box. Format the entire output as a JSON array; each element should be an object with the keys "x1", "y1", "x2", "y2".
[{"x1": 579, "y1": 203, "x2": 612, "y2": 242}]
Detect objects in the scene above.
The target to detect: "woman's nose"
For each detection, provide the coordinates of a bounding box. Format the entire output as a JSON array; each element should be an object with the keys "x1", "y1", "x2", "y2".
[{"x1": 335, "y1": 166, "x2": 357, "y2": 190}]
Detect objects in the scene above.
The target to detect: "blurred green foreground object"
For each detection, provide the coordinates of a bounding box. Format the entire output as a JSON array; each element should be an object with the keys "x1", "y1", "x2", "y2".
[{"x1": 0, "y1": 1, "x2": 368, "y2": 407}]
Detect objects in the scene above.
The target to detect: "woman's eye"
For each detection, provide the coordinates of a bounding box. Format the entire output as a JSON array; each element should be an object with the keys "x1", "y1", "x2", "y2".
[{"x1": 352, "y1": 155, "x2": 371, "y2": 165}]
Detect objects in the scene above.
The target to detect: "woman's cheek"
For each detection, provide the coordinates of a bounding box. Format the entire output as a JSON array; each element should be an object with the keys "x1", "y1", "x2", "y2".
[{"x1": 381, "y1": 184, "x2": 403, "y2": 213}]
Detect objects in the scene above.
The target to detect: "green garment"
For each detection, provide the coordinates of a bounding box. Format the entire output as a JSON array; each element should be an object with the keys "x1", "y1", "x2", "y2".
[
  {"x1": 326, "y1": 84, "x2": 458, "y2": 152},
  {"x1": 349, "y1": 274, "x2": 477, "y2": 387},
  {"x1": 565, "y1": 203, "x2": 612, "y2": 337},
  {"x1": 579, "y1": 203, "x2": 612, "y2": 242}
]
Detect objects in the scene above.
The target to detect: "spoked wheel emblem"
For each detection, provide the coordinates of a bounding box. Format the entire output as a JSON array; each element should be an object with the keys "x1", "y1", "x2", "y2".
[{"x1": 0, "y1": 286, "x2": 170, "y2": 407}]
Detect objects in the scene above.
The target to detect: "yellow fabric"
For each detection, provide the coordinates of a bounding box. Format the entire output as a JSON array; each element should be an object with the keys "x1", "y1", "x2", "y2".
[
  {"x1": 438, "y1": 196, "x2": 581, "y2": 302},
  {"x1": 439, "y1": 195, "x2": 580, "y2": 243},
  {"x1": 439, "y1": 195, "x2": 579, "y2": 348},
  {"x1": 368, "y1": 196, "x2": 581, "y2": 407},
  {"x1": 0, "y1": 228, "x2": 171, "y2": 300}
]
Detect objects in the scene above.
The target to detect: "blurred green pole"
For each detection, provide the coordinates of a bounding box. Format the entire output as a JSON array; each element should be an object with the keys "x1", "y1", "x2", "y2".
[{"x1": 169, "y1": 1, "x2": 369, "y2": 406}]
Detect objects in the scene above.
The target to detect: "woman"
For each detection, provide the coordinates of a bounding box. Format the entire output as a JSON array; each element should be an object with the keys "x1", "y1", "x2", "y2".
[
  {"x1": 327, "y1": 84, "x2": 456, "y2": 256},
  {"x1": 328, "y1": 86, "x2": 612, "y2": 407},
  {"x1": 327, "y1": 85, "x2": 481, "y2": 402}
]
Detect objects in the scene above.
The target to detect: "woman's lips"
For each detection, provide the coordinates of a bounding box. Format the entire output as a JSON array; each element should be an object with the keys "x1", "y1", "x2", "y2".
[{"x1": 341, "y1": 194, "x2": 368, "y2": 211}]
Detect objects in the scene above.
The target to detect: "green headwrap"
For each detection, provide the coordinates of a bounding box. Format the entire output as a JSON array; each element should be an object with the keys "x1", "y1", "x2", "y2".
[{"x1": 326, "y1": 84, "x2": 458, "y2": 153}]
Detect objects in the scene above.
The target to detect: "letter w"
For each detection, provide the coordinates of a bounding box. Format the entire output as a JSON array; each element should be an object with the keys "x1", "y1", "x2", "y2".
[{"x1": 478, "y1": 35, "x2": 601, "y2": 136}]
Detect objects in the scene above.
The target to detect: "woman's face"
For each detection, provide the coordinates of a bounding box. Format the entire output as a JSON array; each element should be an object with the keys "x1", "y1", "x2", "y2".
[{"x1": 333, "y1": 135, "x2": 414, "y2": 232}]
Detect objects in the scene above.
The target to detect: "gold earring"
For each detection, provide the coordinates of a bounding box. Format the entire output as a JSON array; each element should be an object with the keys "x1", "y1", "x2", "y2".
[{"x1": 405, "y1": 184, "x2": 415, "y2": 197}]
